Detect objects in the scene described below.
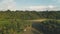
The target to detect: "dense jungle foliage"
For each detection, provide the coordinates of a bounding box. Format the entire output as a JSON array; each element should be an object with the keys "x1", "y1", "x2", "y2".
[
  {"x1": 0, "y1": 10, "x2": 60, "y2": 34},
  {"x1": 0, "y1": 10, "x2": 60, "y2": 20}
]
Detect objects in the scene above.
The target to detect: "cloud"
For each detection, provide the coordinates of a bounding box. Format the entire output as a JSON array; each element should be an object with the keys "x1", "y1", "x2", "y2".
[
  {"x1": 15, "y1": 5, "x2": 60, "y2": 11},
  {"x1": 27, "y1": 5, "x2": 57, "y2": 11},
  {"x1": 0, "y1": 0, "x2": 16, "y2": 11}
]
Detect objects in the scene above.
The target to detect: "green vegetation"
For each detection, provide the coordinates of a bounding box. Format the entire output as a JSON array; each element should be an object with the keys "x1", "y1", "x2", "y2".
[
  {"x1": 0, "y1": 10, "x2": 60, "y2": 20},
  {"x1": 32, "y1": 19, "x2": 60, "y2": 34},
  {"x1": 0, "y1": 10, "x2": 60, "y2": 34}
]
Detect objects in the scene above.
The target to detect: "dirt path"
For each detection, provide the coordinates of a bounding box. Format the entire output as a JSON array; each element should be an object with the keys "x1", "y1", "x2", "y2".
[
  {"x1": 26, "y1": 19, "x2": 47, "y2": 22},
  {"x1": 22, "y1": 27, "x2": 42, "y2": 34},
  {"x1": 22, "y1": 27, "x2": 33, "y2": 34}
]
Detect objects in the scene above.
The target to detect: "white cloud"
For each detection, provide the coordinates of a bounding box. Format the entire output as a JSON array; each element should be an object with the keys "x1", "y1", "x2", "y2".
[
  {"x1": 28, "y1": 6, "x2": 47, "y2": 11},
  {"x1": 15, "y1": 5, "x2": 60, "y2": 11},
  {"x1": 0, "y1": 0, "x2": 16, "y2": 11},
  {"x1": 27, "y1": 5, "x2": 57, "y2": 11},
  {"x1": 48, "y1": 5, "x2": 54, "y2": 8}
]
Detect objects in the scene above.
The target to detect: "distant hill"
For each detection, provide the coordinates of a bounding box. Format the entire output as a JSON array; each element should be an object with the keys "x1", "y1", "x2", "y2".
[{"x1": 0, "y1": 10, "x2": 60, "y2": 20}]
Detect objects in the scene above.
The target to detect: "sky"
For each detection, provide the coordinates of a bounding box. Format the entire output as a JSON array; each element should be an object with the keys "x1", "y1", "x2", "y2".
[{"x1": 0, "y1": 0, "x2": 60, "y2": 11}]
